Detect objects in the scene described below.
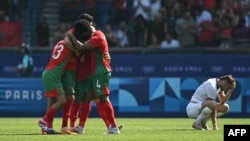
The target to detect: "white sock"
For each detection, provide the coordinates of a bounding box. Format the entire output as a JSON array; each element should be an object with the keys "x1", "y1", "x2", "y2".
[
  {"x1": 203, "y1": 117, "x2": 211, "y2": 123},
  {"x1": 196, "y1": 107, "x2": 212, "y2": 123}
]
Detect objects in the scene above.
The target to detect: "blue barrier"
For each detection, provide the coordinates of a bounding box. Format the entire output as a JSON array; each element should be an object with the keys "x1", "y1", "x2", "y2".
[
  {"x1": 1, "y1": 53, "x2": 250, "y2": 117},
  {"x1": 0, "y1": 77, "x2": 249, "y2": 117}
]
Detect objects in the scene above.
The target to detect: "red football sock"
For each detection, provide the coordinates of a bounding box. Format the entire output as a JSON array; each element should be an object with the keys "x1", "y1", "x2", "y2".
[
  {"x1": 103, "y1": 102, "x2": 117, "y2": 128},
  {"x1": 79, "y1": 103, "x2": 91, "y2": 127},
  {"x1": 61, "y1": 99, "x2": 73, "y2": 128},
  {"x1": 43, "y1": 107, "x2": 57, "y2": 128},
  {"x1": 69, "y1": 102, "x2": 81, "y2": 128},
  {"x1": 96, "y1": 101, "x2": 110, "y2": 128}
]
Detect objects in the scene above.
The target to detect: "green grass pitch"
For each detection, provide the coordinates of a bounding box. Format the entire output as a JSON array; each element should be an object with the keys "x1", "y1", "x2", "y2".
[{"x1": 0, "y1": 117, "x2": 249, "y2": 141}]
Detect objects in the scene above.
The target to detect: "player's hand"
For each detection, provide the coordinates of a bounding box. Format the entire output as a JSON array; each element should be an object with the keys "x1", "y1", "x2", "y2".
[
  {"x1": 104, "y1": 53, "x2": 111, "y2": 63},
  {"x1": 65, "y1": 32, "x2": 86, "y2": 50},
  {"x1": 65, "y1": 32, "x2": 73, "y2": 37}
]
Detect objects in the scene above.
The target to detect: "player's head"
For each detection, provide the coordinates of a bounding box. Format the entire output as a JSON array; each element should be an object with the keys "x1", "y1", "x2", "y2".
[
  {"x1": 19, "y1": 43, "x2": 30, "y2": 54},
  {"x1": 218, "y1": 75, "x2": 236, "y2": 91},
  {"x1": 77, "y1": 13, "x2": 94, "y2": 25},
  {"x1": 74, "y1": 19, "x2": 92, "y2": 40}
]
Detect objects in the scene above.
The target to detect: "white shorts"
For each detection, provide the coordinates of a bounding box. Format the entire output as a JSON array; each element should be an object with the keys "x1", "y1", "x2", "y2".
[{"x1": 186, "y1": 102, "x2": 202, "y2": 119}]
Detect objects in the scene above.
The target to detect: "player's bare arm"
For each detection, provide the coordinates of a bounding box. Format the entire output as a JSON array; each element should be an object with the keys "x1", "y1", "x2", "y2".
[
  {"x1": 65, "y1": 32, "x2": 93, "y2": 50},
  {"x1": 104, "y1": 52, "x2": 111, "y2": 63},
  {"x1": 210, "y1": 110, "x2": 218, "y2": 130},
  {"x1": 65, "y1": 30, "x2": 111, "y2": 62},
  {"x1": 64, "y1": 34, "x2": 81, "y2": 56},
  {"x1": 218, "y1": 89, "x2": 234, "y2": 105}
]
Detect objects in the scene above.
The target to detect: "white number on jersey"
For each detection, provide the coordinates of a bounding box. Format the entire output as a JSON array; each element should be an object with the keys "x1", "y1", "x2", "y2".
[
  {"x1": 96, "y1": 80, "x2": 101, "y2": 88},
  {"x1": 80, "y1": 54, "x2": 85, "y2": 62},
  {"x1": 52, "y1": 44, "x2": 64, "y2": 59}
]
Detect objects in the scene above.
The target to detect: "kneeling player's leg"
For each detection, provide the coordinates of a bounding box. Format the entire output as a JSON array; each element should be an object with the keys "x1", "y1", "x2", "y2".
[
  {"x1": 216, "y1": 103, "x2": 229, "y2": 117},
  {"x1": 195, "y1": 100, "x2": 216, "y2": 130}
]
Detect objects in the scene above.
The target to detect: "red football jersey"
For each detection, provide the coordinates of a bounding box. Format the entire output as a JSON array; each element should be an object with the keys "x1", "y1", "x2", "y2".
[
  {"x1": 45, "y1": 40, "x2": 74, "y2": 75},
  {"x1": 88, "y1": 30, "x2": 112, "y2": 75},
  {"x1": 76, "y1": 50, "x2": 91, "y2": 81},
  {"x1": 67, "y1": 27, "x2": 91, "y2": 80}
]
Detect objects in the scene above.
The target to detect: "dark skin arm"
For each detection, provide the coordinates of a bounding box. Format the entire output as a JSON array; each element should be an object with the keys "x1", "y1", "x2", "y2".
[
  {"x1": 65, "y1": 32, "x2": 93, "y2": 50},
  {"x1": 64, "y1": 34, "x2": 81, "y2": 56},
  {"x1": 65, "y1": 32, "x2": 111, "y2": 63}
]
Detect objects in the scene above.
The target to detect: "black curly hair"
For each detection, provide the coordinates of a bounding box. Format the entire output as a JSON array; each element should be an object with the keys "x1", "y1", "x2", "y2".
[
  {"x1": 73, "y1": 19, "x2": 92, "y2": 41},
  {"x1": 77, "y1": 13, "x2": 94, "y2": 22}
]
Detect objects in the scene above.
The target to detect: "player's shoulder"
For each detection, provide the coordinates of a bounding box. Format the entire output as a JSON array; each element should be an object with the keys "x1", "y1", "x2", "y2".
[
  {"x1": 204, "y1": 78, "x2": 217, "y2": 88},
  {"x1": 92, "y1": 30, "x2": 106, "y2": 41},
  {"x1": 53, "y1": 40, "x2": 71, "y2": 52},
  {"x1": 95, "y1": 30, "x2": 105, "y2": 36},
  {"x1": 208, "y1": 78, "x2": 217, "y2": 82},
  {"x1": 56, "y1": 40, "x2": 63, "y2": 44},
  {"x1": 55, "y1": 40, "x2": 66, "y2": 46}
]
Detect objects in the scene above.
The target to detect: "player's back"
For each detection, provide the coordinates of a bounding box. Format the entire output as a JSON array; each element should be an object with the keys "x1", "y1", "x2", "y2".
[
  {"x1": 44, "y1": 40, "x2": 74, "y2": 78},
  {"x1": 190, "y1": 78, "x2": 217, "y2": 102}
]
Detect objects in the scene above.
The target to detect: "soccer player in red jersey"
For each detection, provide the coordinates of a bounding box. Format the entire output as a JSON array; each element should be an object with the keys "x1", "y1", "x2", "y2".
[
  {"x1": 66, "y1": 19, "x2": 121, "y2": 134},
  {"x1": 37, "y1": 40, "x2": 79, "y2": 134},
  {"x1": 64, "y1": 13, "x2": 122, "y2": 134},
  {"x1": 70, "y1": 50, "x2": 91, "y2": 133},
  {"x1": 60, "y1": 52, "x2": 79, "y2": 135},
  {"x1": 60, "y1": 13, "x2": 94, "y2": 134}
]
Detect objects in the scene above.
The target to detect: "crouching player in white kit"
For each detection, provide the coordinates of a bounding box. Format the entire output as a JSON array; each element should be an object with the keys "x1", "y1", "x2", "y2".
[{"x1": 186, "y1": 75, "x2": 236, "y2": 130}]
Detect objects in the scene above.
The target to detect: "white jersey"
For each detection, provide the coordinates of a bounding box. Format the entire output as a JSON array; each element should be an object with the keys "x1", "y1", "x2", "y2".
[
  {"x1": 190, "y1": 78, "x2": 218, "y2": 103},
  {"x1": 186, "y1": 78, "x2": 219, "y2": 118}
]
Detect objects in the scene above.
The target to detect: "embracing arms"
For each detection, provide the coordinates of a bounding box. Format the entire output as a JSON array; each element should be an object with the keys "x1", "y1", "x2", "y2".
[{"x1": 65, "y1": 32, "x2": 93, "y2": 50}]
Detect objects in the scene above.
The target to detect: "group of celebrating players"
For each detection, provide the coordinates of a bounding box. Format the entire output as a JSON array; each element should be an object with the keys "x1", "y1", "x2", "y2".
[{"x1": 37, "y1": 13, "x2": 122, "y2": 135}]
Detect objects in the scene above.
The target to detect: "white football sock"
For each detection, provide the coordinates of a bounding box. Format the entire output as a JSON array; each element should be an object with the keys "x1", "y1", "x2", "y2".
[{"x1": 196, "y1": 107, "x2": 212, "y2": 123}]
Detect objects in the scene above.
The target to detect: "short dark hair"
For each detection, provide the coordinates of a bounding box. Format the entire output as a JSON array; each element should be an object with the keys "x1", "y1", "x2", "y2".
[
  {"x1": 73, "y1": 19, "x2": 92, "y2": 41},
  {"x1": 74, "y1": 19, "x2": 91, "y2": 34},
  {"x1": 77, "y1": 13, "x2": 94, "y2": 22}
]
